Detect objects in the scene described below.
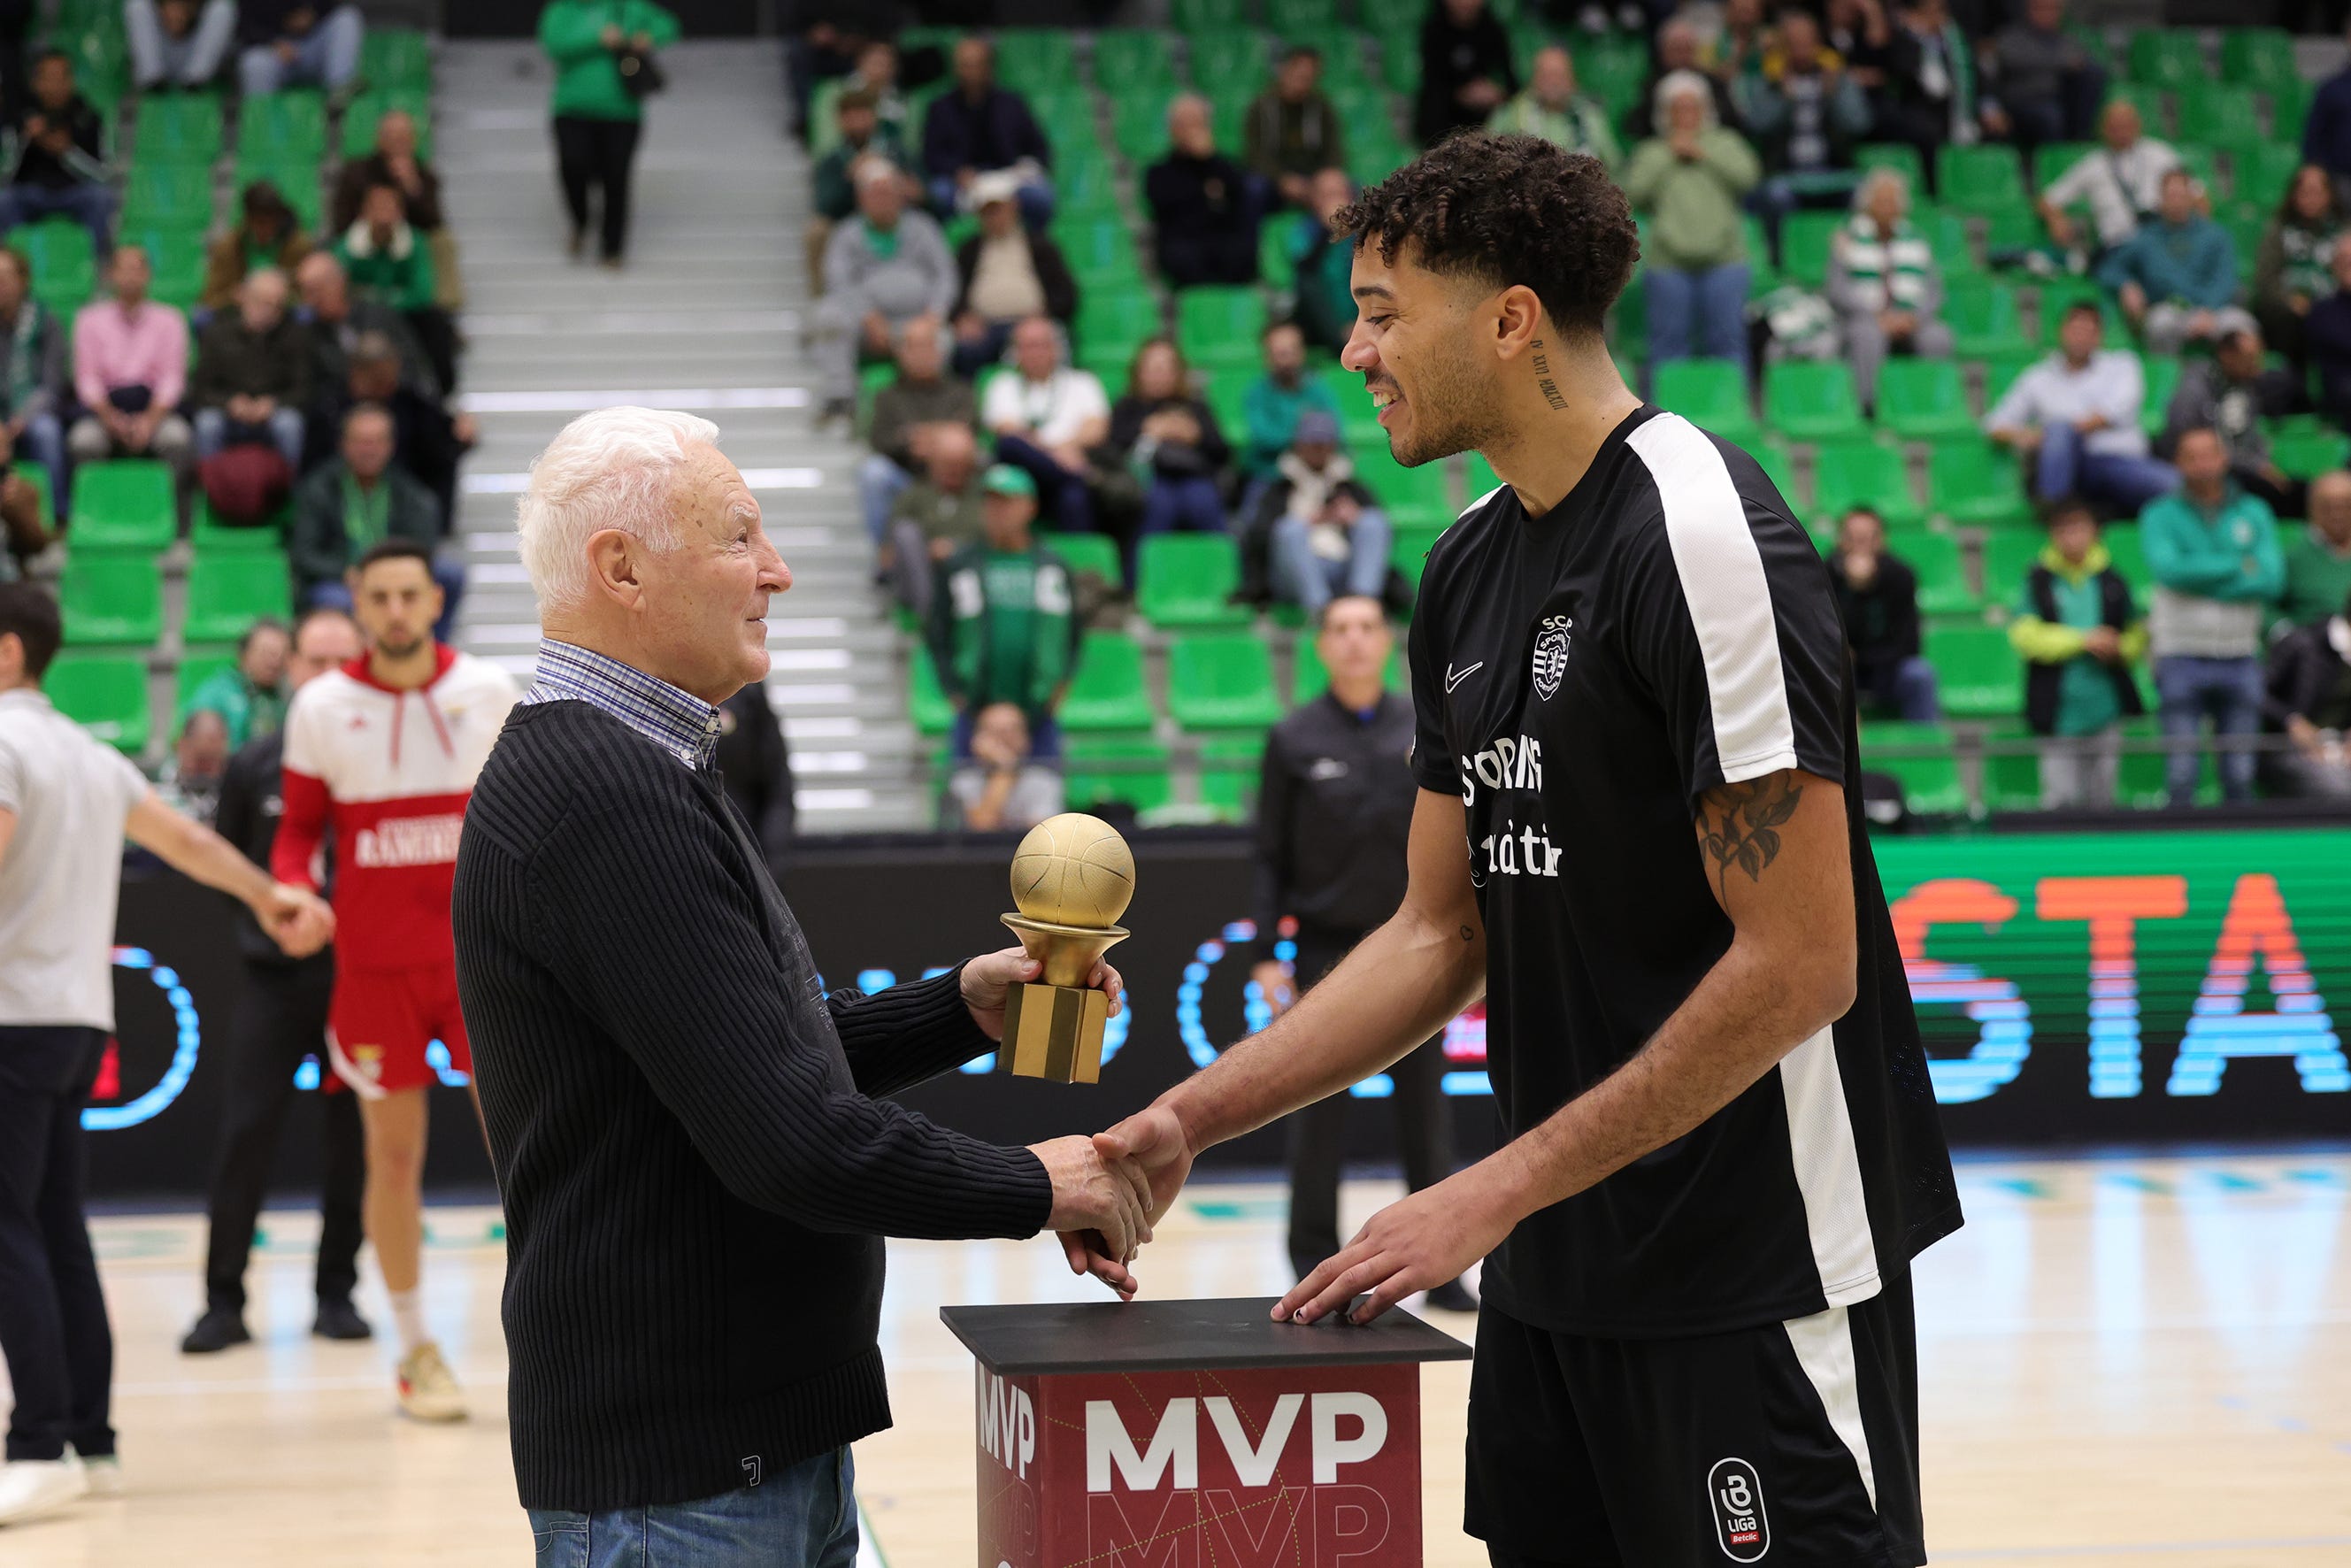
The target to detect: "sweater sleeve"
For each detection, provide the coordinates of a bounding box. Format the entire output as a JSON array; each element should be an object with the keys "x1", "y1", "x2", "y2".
[
  {"x1": 530, "y1": 792, "x2": 1051, "y2": 1240},
  {"x1": 2141, "y1": 498, "x2": 2247, "y2": 596},
  {"x1": 826, "y1": 965, "x2": 995, "y2": 1098}
]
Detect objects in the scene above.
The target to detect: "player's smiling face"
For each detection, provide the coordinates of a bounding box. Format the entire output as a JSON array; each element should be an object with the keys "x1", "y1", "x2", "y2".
[{"x1": 1341, "y1": 240, "x2": 1498, "y2": 468}]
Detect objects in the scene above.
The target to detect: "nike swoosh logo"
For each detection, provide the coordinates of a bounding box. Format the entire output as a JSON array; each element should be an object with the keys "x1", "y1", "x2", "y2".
[{"x1": 1445, "y1": 661, "x2": 1483, "y2": 694}]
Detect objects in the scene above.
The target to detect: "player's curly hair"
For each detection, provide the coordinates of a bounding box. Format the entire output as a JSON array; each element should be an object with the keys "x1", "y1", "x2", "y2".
[{"x1": 1334, "y1": 133, "x2": 1639, "y2": 339}]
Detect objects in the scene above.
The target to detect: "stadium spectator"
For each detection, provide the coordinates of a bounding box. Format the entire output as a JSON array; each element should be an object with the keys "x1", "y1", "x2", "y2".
[
  {"x1": 887, "y1": 420, "x2": 985, "y2": 618},
  {"x1": 2302, "y1": 21, "x2": 2351, "y2": 196},
  {"x1": 1627, "y1": 19, "x2": 1741, "y2": 140},
  {"x1": 1415, "y1": 0, "x2": 1517, "y2": 148},
  {"x1": 330, "y1": 110, "x2": 445, "y2": 242},
  {"x1": 2279, "y1": 471, "x2": 2351, "y2": 630},
  {"x1": 949, "y1": 171, "x2": 1076, "y2": 377},
  {"x1": 166, "y1": 709, "x2": 231, "y2": 821},
  {"x1": 540, "y1": 0, "x2": 680, "y2": 267},
  {"x1": 1145, "y1": 95, "x2": 1262, "y2": 290},
  {"x1": 945, "y1": 701, "x2": 1064, "y2": 833},
  {"x1": 1623, "y1": 72, "x2": 1760, "y2": 372},
  {"x1": 921, "y1": 36, "x2": 1052, "y2": 230},
  {"x1": 2307, "y1": 234, "x2": 2351, "y2": 426},
  {"x1": 236, "y1": 0, "x2": 361, "y2": 96},
  {"x1": 1828, "y1": 168, "x2": 1954, "y2": 409},
  {"x1": 68, "y1": 244, "x2": 192, "y2": 471},
  {"x1": 0, "y1": 480, "x2": 45, "y2": 580},
  {"x1": 807, "y1": 88, "x2": 915, "y2": 295},
  {"x1": 311, "y1": 328, "x2": 475, "y2": 523},
  {"x1": 1987, "y1": 301, "x2": 2176, "y2": 513},
  {"x1": 809, "y1": 39, "x2": 907, "y2": 159},
  {"x1": 0, "y1": 247, "x2": 67, "y2": 512},
  {"x1": 334, "y1": 178, "x2": 457, "y2": 395},
  {"x1": 928, "y1": 463, "x2": 1077, "y2": 755},
  {"x1": 181, "y1": 618, "x2": 291, "y2": 752},
  {"x1": 126, "y1": 0, "x2": 236, "y2": 92},
  {"x1": 1824, "y1": 0, "x2": 1894, "y2": 96},
  {"x1": 2009, "y1": 496, "x2": 2145, "y2": 809},
  {"x1": 295, "y1": 251, "x2": 431, "y2": 408},
  {"x1": 192, "y1": 266, "x2": 310, "y2": 473},
  {"x1": 1740, "y1": 10, "x2": 1871, "y2": 219},
  {"x1": 1828, "y1": 505, "x2": 1940, "y2": 721},
  {"x1": 290, "y1": 404, "x2": 458, "y2": 629},
  {"x1": 0, "y1": 51, "x2": 111, "y2": 257},
  {"x1": 201, "y1": 182, "x2": 313, "y2": 315},
  {"x1": 2261, "y1": 595, "x2": 2351, "y2": 798},
  {"x1": 1878, "y1": 0, "x2": 1991, "y2": 184},
  {"x1": 2257, "y1": 166, "x2": 2348, "y2": 375},
  {"x1": 1257, "y1": 409, "x2": 1389, "y2": 619},
  {"x1": 1704, "y1": 0, "x2": 1772, "y2": 91},
  {"x1": 1107, "y1": 337, "x2": 1230, "y2": 574},
  {"x1": 1980, "y1": 0, "x2": 2102, "y2": 152},
  {"x1": 860, "y1": 317, "x2": 975, "y2": 559},
  {"x1": 1487, "y1": 45, "x2": 1620, "y2": 170},
  {"x1": 2159, "y1": 326, "x2": 2307, "y2": 519},
  {"x1": 1241, "y1": 319, "x2": 1341, "y2": 481},
  {"x1": 2143, "y1": 426, "x2": 2284, "y2": 805},
  {"x1": 713, "y1": 684, "x2": 795, "y2": 886},
  {"x1": 1245, "y1": 44, "x2": 1345, "y2": 211},
  {"x1": 2096, "y1": 169, "x2": 2251, "y2": 357},
  {"x1": 980, "y1": 314, "x2": 1106, "y2": 534},
  {"x1": 1289, "y1": 168, "x2": 1358, "y2": 357},
  {"x1": 815, "y1": 158, "x2": 955, "y2": 422}
]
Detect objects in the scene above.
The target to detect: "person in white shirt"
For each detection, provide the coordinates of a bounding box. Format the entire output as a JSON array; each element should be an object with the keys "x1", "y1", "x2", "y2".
[
  {"x1": 0, "y1": 582, "x2": 330, "y2": 1528},
  {"x1": 981, "y1": 314, "x2": 1108, "y2": 534},
  {"x1": 1986, "y1": 299, "x2": 2181, "y2": 513},
  {"x1": 2036, "y1": 98, "x2": 2178, "y2": 255}
]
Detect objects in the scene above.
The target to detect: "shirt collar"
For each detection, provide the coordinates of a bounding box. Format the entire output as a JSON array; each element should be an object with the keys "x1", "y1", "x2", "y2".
[{"x1": 523, "y1": 639, "x2": 721, "y2": 769}]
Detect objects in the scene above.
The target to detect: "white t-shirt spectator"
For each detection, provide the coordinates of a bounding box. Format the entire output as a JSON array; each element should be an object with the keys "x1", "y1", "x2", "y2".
[
  {"x1": 2042, "y1": 140, "x2": 2180, "y2": 249},
  {"x1": 1985, "y1": 350, "x2": 2151, "y2": 457},
  {"x1": 0, "y1": 688, "x2": 151, "y2": 1031},
  {"x1": 983, "y1": 367, "x2": 1109, "y2": 450}
]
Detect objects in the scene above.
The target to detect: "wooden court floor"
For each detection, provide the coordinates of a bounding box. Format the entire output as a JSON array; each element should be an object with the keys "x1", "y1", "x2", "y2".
[{"x1": 4, "y1": 1154, "x2": 2348, "y2": 1566}]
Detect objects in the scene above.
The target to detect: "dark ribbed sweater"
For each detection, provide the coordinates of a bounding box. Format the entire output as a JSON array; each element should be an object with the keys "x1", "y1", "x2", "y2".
[{"x1": 451, "y1": 699, "x2": 1053, "y2": 1512}]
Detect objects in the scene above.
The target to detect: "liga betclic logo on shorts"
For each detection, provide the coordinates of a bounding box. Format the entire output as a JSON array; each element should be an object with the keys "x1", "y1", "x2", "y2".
[{"x1": 1709, "y1": 1457, "x2": 1770, "y2": 1561}]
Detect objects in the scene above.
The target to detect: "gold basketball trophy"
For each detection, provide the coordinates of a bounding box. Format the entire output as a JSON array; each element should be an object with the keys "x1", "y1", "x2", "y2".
[{"x1": 999, "y1": 813, "x2": 1134, "y2": 1083}]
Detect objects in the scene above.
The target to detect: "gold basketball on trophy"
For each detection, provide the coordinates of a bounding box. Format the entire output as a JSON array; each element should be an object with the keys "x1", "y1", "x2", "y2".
[
  {"x1": 1010, "y1": 813, "x2": 1136, "y2": 927},
  {"x1": 999, "y1": 814, "x2": 1134, "y2": 1084}
]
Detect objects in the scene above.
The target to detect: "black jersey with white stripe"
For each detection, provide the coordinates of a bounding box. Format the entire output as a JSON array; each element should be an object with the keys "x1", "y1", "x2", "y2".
[{"x1": 1407, "y1": 405, "x2": 1960, "y2": 1339}]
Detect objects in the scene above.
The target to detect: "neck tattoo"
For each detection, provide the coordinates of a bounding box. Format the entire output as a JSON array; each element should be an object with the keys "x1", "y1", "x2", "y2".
[{"x1": 1531, "y1": 336, "x2": 1568, "y2": 412}]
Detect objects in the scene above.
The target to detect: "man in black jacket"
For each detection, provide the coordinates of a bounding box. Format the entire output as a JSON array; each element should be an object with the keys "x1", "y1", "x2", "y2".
[
  {"x1": 920, "y1": 36, "x2": 1052, "y2": 229},
  {"x1": 456, "y1": 407, "x2": 1147, "y2": 1561},
  {"x1": 0, "y1": 51, "x2": 111, "y2": 255},
  {"x1": 1415, "y1": 0, "x2": 1517, "y2": 147},
  {"x1": 2263, "y1": 592, "x2": 2351, "y2": 799},
  {"x1": 181, "y1": 608, "x2": 373, "y2": 1355},
  {"x1": 1251, "y1": 596, "x2": 1472, "y2": 1311},
  {"x1": 1145, "y1": 95, "x2": 1262, "y2": 289},
  {"x1": 1830, "y1": 505, "x2": 1941, "y2": 720}
]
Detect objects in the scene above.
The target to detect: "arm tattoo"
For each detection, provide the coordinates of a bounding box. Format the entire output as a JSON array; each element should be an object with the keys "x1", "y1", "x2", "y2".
[
  {"x1": 1698, "y1": 774, "x2": 1803, "y2": 894},
  {"x1": 1530, "y1": 336, "x2": 1569, "y2": 411}
]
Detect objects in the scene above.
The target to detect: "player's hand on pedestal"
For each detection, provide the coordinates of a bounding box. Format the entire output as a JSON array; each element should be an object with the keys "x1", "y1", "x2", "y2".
[
  {"x1": 1031, "y1": 1134, "x2": 1150, "y2": 1299},
  {"x1": 962, "y1": 947, "x2": 1125, "y2": 1041},
  {"x1": 1275, "y1": 1165, "x2": 1517, "y2": 1326},
  {"x1": 256, "y1": 882, "x2": 334, "y2": 958}
]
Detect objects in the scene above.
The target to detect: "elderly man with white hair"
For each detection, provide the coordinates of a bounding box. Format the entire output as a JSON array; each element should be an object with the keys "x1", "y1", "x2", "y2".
[
  {"x1": 452, "y1": 407, "x2": 1149, "y2": 1565},
  {"x1": 1145, "y1": 92, "x2": 1263, "y2": 288},
  {"x1": 1827, "y1": 168, "x2": 1955, "y2": 407},
  {"x1": 814, "y1": 156, "x2": 957, "y2": 423},
  {"x1": 1622, "y1": 69, "x2": 1762, "y2": 371}
]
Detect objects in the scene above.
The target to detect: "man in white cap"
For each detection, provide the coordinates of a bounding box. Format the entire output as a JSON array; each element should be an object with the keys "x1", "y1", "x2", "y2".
[{"x1": 948, "y1": 168, "x2": 1077, "y2": 377}]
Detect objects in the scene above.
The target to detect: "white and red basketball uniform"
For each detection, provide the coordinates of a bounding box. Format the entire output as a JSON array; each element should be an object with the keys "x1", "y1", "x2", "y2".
[{"x1": 276, "y1": 645, "x2": 519, "y2": 1095}]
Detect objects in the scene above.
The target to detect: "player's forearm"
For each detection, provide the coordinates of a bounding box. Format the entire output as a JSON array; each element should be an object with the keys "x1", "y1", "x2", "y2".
[
  {"x1": 1483, "y1": 931, "x2": 1852, "y2": 1220},
  {"x1": 1165, "y1": 903, "x2": 1485, "y2": 1151},
  {"x1": 126, "y1": 796, "x2": 276, "y2": 910}
]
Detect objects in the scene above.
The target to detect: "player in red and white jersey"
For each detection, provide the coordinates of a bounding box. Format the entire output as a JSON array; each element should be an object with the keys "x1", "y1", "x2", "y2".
[{"x1": 276, "y1": 540, "x2": 517, "y2": 1423}]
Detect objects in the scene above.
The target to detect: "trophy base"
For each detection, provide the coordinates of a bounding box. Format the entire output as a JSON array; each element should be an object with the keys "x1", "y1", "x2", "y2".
[{"x1": 1000, "y1": 982, "x2": 1109, "y2": 1083}]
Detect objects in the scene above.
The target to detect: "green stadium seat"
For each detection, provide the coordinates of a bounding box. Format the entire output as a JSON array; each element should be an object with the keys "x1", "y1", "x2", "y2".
[
  {"x1": 1173, "y1": 0, "x2": 1247, "y2": 32},
  {"x1": 1167, "y1": 631, "x2": 1282, "y2": 732},
  {"x1": 908, "y1": 645, "x2": 953, "y2": 735},
  {"x1": 2103, "y1": 81, "x2": 2170, "y2": 135},
  {"x1": 1292, "y1": 641, "x2": 1406, "y2": 704},
  {"x1": 2176, "y1": 83, "x2": 2263, "y2": 155},
  {"x1": 1906, "y1": 532, "x2": 1979, "y2": 616},
  {"x1": 1918, "y1": 206, "x2": 1978, "y2": 280},
  {"x1": 1652, "y1": 357, "x2": 1757, "y2": 442},
  {"x1": 1061, "y1": 632, "x2": 1157, "y2": 731},
  {"x1": 1195, "y1": 734, "x2": 1262, "y2": 820},
  {"x1": 1265, "y1": 0, "x2": 1340, "y2": 32},
  {"x1": 1059, "y1": 218, "x2": 1141, "y2": 288},
  {"x1": 1979, "y1": 723, "x2": 2045, "y2": 812},
  {"x1": 239, "y1": 90, "x2": 327, "y2": 159},
  {"x1": 2029, "y1": 141, "x2": 2095, "y2": 192},
  {"x1": 68, "y1": 460, "x2": 175, "y2": 550},
  {"x1": 1979, "y1": 527, "x2": 2048, "y2": 606},
  {"x1": 1854, "y1": 143, "x2": 1923, "y2": 187},
  {"x1": 1859, "y1": 721, "x2": 1969, "y2": 815},
  {"x1": 1356, "y1": 448, "x2": 1452, "y2": 528},
  {"x1": 1875, "y1": 358, "x2": 1974, "y2": 440},
  {"x1": 1936, "y1": 145, "x2": 2027, "y2": 219},
  {"x1": 173, "y1": 648, "x2": 234, "y2": 712},
  {"x1": 993, "y1": 29, "x2": 1079, "y2": 89},
  {"x1": 1779, "y1": 211, "x2": 1843, "y2": 288},
  {"x1": 2140, "y1": 356, "x2": 2181, "y2": 436},
  {"x1": 60, "y1": 553, "x2": 162, "y2": 645},
  {"x1": 1753, "y1": 439, "x2": 1803, "y2": 510},
  {"x1": 2269, "y1": 76, "x2": 2313, "y2": 143},
  {"x1": 183, "y1": 552, "x2": 293, "y2": 644},
  {"x1": 1137, "y1": 534, "x2": 1248, "y2": 626},
  {"x1": 1094, "y1": 29, "x2": 1178, "y2": 89},
  {"x1": 1173, "y1": 285, "x2": 1266, "y2": 369},
  {"x1": 1360, "y1": 0, "x2": 1423, "y2": 33},
  {"x1": 1391, "y1": 518, "x2": 1448, "y2": 593},
  {"x1": 1925, "y1": 621, "x2": 2020, "y2": 717},
  {"x1": 1740, "y1": 214, "x2": 1778, "y2": 292},
  {"x1": 1928, "y1": 440, "x2": 2032, "y2": 528},
  {"x1": 134, "y1": 91, "x2": 224, "y2": 165},
  {"x1": 1073, "y1": 285, "x2": 1161, "y2": 361},
  {"x1": 2103, "y1": 526, "x2": 2147, "y2": 586},
  {"x1": 1943, "y1": 280, "x2": 2026, "y2": 359},
  {"x1": 341, "y1": 92, "x2": 434, "y2": 159},
  {"x1": 44, "y1": 652, "x2": 150, "y2": 751},
  {"x1": 1978, "y1": 346, "x2": 2040, "y2": 412},
  {"x1": 2271, "y1": 430, "x2": 2351, "y2": 480},
  {"x1": 121, "y1": 163, "x2": 211, "y2": 231},
  {"x1": 1188, "y1": 31, "x2": 1272, "y2": 94},
  {"x1": 1064, "y1": 734, "x2": 1175, "y2": 816},
  {"x1": 2126, "y1": 32, "x2": 2202, "y2": 90},
  {"x1": 1763, "y1": 361, "x2": 1865, "y2": 442},
  {"x1": 359, "y1": 28, "x2": 432, "y2": 92},
  {"x1": 1813, "y1": 441, "x2": 1925, "y2": 530},
  {"x1": 127, "y1": 226, "x2": 206, "y2": 311},
  {"x1": 1048, "y1": 530, "x2": 1124, "y2": 589},
  {"x1": 13, "y1": 220, "x2": 95, "y2": 312}
]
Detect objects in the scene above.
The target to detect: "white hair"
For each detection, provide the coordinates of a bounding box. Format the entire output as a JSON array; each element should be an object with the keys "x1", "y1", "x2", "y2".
[
  {"x1": 1654, "y1": 69, "x2": 1717, "y2": 129},
  {"x1": 517, "y1": 406, "x2": 719, "y2": 613}
]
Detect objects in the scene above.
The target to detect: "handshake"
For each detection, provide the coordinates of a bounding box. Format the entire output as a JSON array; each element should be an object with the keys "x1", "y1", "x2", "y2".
[{"x1": 1026, "y1": 1103, "x2": 1194, "y2": 1302}]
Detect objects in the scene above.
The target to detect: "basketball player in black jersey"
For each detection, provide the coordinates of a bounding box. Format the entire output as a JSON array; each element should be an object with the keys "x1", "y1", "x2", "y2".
[{"x1": 1077, "y1": 135, "x2": 1963, "y2": 1565}]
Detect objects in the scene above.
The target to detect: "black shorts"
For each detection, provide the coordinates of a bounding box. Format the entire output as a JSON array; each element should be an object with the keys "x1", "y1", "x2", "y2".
[{"x1": 1464, "y1": 1273, "x2": 1925, "y2": 1568}]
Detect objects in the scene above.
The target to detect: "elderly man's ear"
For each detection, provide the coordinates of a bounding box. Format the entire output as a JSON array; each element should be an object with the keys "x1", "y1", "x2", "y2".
[{"x1": 586, "y1": 529, "x2": 644, "y2": 603}]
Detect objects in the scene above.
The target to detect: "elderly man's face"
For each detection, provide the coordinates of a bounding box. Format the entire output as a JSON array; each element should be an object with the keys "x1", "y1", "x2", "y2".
[
  {"x1": 2177, "y1": 430, "x2": 2228, "y2": 490},
  {"x1": 2101, "y1": 101, "x2": 2140, "y2": 150},
  {"x1": 297, "y1": 254, "x2": 347, "y2": 317},
  {"x1": 926, "y1": 425, "x2": 978, "y2": 488},
  {"x1": 1531, "y1": 48, "x2": 1573, "y2": 105},
  {"x1": 1866, "y1": 174, "x2": 1905, "y2": 229},
  {"x1": 240, "y1": 272, "x2": 288, "y2": 334},
  {"x1": 1012, "y1": 319, "x2": 1059, "y2": 379},
  {"x1": 1666, "y1": 88, "x2": 1706, "y2": 135},
  {"x1": 344, "y1": 412, "x2": 395, "y2": 479},
  {"x1": 1170, "y1": 98, "x2": 1214, "y2": 157},
  {"x1": 288, "y1": 613, "x2": 360, "y2": 686},
  {"x1": 2309, "y1": 473, "x2": 2351, "y2": 545},
  {"x1": 954, "y1": 38, "x2": 992, "y2": 91},
  {"x1": 635, "y1": 444, "x2": 791, "y2": 702},
  {"x1": 856, "y1": 169, "x2": 904, "y2": 227},
  {"x1": 1658, "y1": 22, "x2": 1698, "y2": 68}
]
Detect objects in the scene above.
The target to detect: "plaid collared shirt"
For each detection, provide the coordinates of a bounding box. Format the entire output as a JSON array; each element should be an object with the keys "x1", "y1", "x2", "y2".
[{"x1": 521, "y1": 639, "x2": 721, "y2": 769}]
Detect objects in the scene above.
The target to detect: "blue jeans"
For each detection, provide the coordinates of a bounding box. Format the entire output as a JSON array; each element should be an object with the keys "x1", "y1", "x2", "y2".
[
  {"x1": 307, "y1": 558, "x2": 465, "y2": 642},
  {"x1": 0, "y1": 183, "x2": 114, "y2": 257},
  {"x1": 238, "y1": 4, "x2": 362, "y2": 94},
  {"x1": 2033, "y1": 424, "x2": 2179, "y2": 512},
  {"x1": 1645, "y1": 263, "x2": 1749, "y2": 370},
  {"x1": 857, "y1": 453, "x2": 911, "y2": 553},
  {"x1": 992, "y1": 432, "x2": 1093, "y2": 534},
  {"x1": 194, "y1": 406, "x2": 305, "y2": 473},
  {"x1": 12, "y1": 412, "x2": 65, "y2": 522},
  {"x1": 1270, "y1": 506, "x2": 1392, "y2": 616},
  {"x1": 126, "y1": 0, "x2": 236, "y2": 87},
  {"x1": 2155, "y1": 653, "x2": 2263, "y2": 804},
  {"x1": 1859, "y1": 654, "x2": 1941, "y2": 721},
  {"x1": 528, "y1": 1449, "x2": 857, "y2": 1568}
]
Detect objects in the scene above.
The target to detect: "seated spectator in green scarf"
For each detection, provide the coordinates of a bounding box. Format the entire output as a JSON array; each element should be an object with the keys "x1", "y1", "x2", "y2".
[
  {"x1": 290, "y1": 403, "x2": 462, "y2": 634},
  {"x1": 178, "y1": 617, "x2": 291, "y2": 750},
  {"x1": 927, "y1": 463, "x2": 1078, "y2": 757}
]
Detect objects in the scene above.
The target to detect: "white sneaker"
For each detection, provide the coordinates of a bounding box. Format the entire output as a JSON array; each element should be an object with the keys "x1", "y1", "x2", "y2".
[
  {"x1": 396, "y1": 1341, "x2": 467, "y2": 1423},
  {"x1": 0, "y1": 1457, "x2": 87, "y2": 1526},
  {"x1": 75, "y1": 1452, "x2": 122, "y2": 1497}
]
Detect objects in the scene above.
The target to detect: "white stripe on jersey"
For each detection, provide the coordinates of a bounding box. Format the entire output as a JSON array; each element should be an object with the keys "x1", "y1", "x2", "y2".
[
  {"x1": 1779, "y1": 1026, "x2": 1883, "y2": 1306},
  {"x1": 1621, "y1": 413, "x2": 1799, "y2": 782},
  {"x1": 1782, "y1": 1302, "x2": 1879, "y2": 1511},
  {"x1": 1458, "y1": 481, "x2": 1508, "y2": 520}
]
